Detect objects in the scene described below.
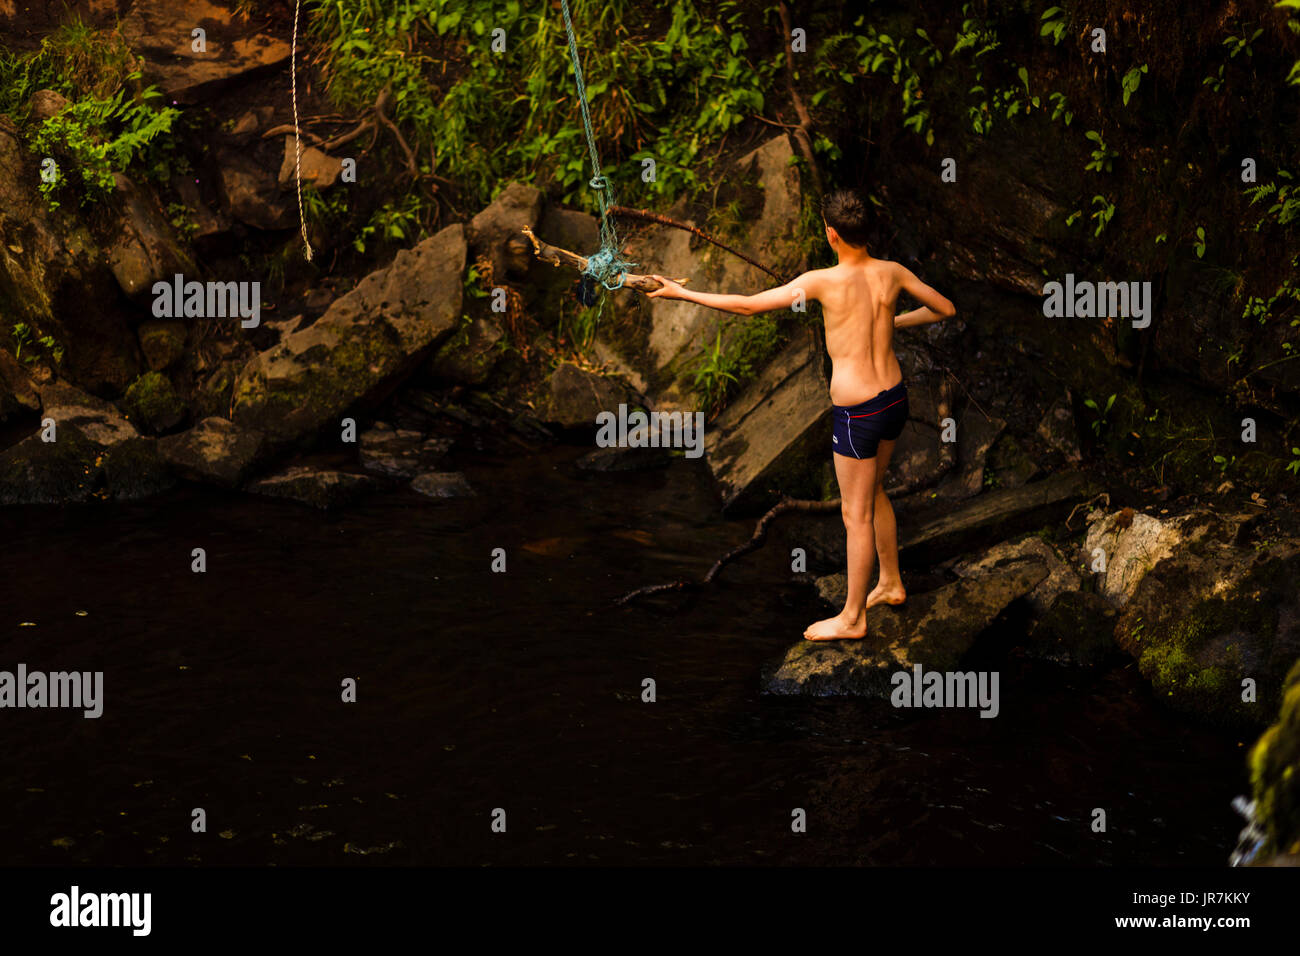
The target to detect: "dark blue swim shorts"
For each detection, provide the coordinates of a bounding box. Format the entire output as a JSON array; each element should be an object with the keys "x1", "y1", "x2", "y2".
[{"x1": 831, "y1": 381, "x2": 909, "y2": 459}]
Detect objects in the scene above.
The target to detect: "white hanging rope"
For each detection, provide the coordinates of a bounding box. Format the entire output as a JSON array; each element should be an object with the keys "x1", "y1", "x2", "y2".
[{"x1": 292, "y1": 0, "x2": 313, "y2": 262}]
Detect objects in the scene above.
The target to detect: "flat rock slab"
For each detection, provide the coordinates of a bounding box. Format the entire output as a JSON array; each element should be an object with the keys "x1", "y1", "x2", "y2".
[
  {"x1": 901, "y1": 469, "x2": 1101, "y2": 564},
  {"x1": 411, "y1": 471, "x2": 474, "y2": 498},
  {"x1": 248, "y1": 466, "x2": 377, "y2": 510},
  {"x1": 122, "y1": 0, "x2": 291, "y2": 102},
  {"x1": 764, "y1": 558, "x2": 1049, "y2": 697},
  {"x1": 704, "y1": 338, "x2": 830, "y2": 512},
  {"x1": 359, "y1": 426, "x2": 452, "y2": 478}
]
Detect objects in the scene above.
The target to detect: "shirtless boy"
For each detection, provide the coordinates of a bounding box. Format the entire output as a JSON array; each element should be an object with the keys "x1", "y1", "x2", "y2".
[{"x1": 646, "y1": 188, "x2": 956, "y2": 641}]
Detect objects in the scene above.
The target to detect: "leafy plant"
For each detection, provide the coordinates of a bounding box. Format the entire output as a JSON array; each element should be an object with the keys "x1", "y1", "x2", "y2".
[
  {"x1": 1039, "y1": 6, "x2": 1067, "y2": 45},
  {"x1": 1193, "y1": 226, "x2": 1207, "y2": 258},
  {"x1": 691, "y1": 329, "x2": 742, "y2": 413},
  {"x1": 1084, "y1": 130, "x2": 1117, "y2": 173},
  {"x1": 31, "y1": 76, "x2": 179, "y2": 206},
  {"x1": 1048, "y1": 90, "x2": 1073, "y2": 125},
  {"x1": 1121, "y1": 64, "x2": 1147, "y2": 106},
  {"x1": 1090, "y1": 194, "x2": 1115, "y2": 236},
  {"x1": 1244, "y1": 169, "x2": 1300, "y2": 231},
  {"x1": 352, "y1": 196, "x2": 425, "y2": 254},
  {"x1": 1084, "y1": 393, "x2": 1117, "y2": 436},
  {"x1": 10, "y1": 323, "x2": 63, "y2": 365}
]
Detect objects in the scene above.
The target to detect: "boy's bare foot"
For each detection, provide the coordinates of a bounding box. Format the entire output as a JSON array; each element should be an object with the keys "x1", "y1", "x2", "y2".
[
  {"x1": 804, "y1": 613, "x2": 867, "y2": 641},
  {"x1": 865, "y1": 582, "x2": 906, "y2": 610}
]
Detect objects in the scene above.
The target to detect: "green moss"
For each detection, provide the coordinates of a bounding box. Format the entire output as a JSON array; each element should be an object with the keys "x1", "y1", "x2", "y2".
[
  {"x1": 233, "y1": 325, "x2": 406, "y2": 442},
  {"x1": 1250, "y1": 680, "x2": 1300, "y2": 856},
  {"x1": 120, "y1": 371, "x2": 185, "y2": 434}
]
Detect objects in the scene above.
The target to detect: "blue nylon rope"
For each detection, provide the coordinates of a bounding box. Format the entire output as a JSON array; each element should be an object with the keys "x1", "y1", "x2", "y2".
[{"x1": 557, "y1": 0, "x2": 637, "y2": 292}]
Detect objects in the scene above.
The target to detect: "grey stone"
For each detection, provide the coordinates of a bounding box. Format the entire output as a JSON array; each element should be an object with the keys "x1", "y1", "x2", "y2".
[
  {"x1": 158, "y1": 416, "x2": 264, "y2": 488},
  {"x1": 765, "y1": 557, "x2": 1049, "y2": 696}
]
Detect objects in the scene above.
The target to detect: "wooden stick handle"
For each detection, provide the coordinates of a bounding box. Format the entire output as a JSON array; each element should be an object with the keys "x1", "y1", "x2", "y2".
[{"x1": 520, "y1": 227, "x2": 689, "y2": 292}]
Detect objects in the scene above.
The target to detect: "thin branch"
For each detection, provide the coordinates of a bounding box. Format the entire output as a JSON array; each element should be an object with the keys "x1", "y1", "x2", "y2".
[
  {"x1": 607, "y1": 206, "x2": 787, "y2": 283},
  {"x1": 374, "y1": 85, "x2": 419, "y2": 178},
  {"x1": 777, "y1": 1, "x2": 825, "y2": 197}
]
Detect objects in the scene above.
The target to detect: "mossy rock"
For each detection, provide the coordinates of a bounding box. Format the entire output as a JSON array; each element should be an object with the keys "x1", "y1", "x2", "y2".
[
  {"x1": 120, "y1": 371, "x2": 186, "y2": 434},
  {"x1": 0, "y1": 424, "x2": 100, "y2": 504},
  {"x1": 137, "y1": 321, "x2": 187, "y2": 371},
  {"x1": 1119, "y1": 547, "x2": 1300, "y2": 727},
  {"x1": 101, "y1": 436, "x2": 176, "y2": 500},
  {"x1": 1250, "y1": 676, "x2": 1300, "y2": 857}
]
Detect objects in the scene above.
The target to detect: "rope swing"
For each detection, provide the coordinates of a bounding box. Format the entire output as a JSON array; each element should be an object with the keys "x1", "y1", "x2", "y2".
[
  {"x1": 292, "y1": 0, "x2": 313, "y2": 262},
  {"x1": 557, "y1": 0, "x2": 637, "y2": 294}
]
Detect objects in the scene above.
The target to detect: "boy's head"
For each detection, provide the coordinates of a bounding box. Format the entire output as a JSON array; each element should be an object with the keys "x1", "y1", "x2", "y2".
[{"x1": 820, "y1": 188, "x2": 871, "y2": 251}]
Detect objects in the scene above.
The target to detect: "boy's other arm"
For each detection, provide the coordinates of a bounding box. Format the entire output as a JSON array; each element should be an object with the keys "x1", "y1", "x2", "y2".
[
  {"x1": 645, "y1": 272, "x2": 821, "y2": 316},
  {"x1": 893, "y1": 264, "x2": 956, "y2": 328}
]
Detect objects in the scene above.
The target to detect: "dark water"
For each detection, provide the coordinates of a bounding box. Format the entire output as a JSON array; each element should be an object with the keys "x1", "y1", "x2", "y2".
[{"x1": 0, "y1": 446, "x2": 1250, "y2": 865}]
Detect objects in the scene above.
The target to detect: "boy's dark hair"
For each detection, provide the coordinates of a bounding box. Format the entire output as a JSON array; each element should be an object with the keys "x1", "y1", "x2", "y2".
[{"x1": 820, "y1": 188, "x2": 871, "y2": 249}]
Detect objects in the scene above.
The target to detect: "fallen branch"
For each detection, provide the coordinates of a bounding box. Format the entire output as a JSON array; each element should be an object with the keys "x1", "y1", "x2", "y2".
[
  {"x1": 607, "y1": 205, "x2": 788, "y2": 283},
  {"x1": 615, "y1": 496, "x2": 841, "y2": 606},
  {"x1": 521, "y1": 226, "x2": 689, "y2": 293}
]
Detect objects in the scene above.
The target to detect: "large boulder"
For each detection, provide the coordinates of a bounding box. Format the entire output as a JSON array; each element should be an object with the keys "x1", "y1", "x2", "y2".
[
  {"x1": 884, "y1": 363, "x2": 956, "y2": 495},
  {"x1": 137, "y1": 320, "x2": 188, "y2": 372},
  {"x1": 1083, "y1": 508, "x2": 1215, "y2": 607},
  {"x1": 232, "y1": 224, "x2": 467, "y2": 447},
  {"x1": 949, "y1": 533, "x2": 1080, "y2": 616},
  {"x1": 902, "y1": 469, "x2": 1102, "y2": 564},
  {"x1": 704, "y1": 338, "x2": 830, "y2": 512},
  {"x1": 0, "y1": 128, "x2": 141, "y2": 393},
  {"x1": 1106, "y1": 508, "x2": 1300, "y2": 726},
  {"x1": 0, "y1": 382, "x2": 171, "y2": 502},
  {"x1": 765, "y1": 557, "x2": 1049, "y2": 696},
  {"x1": 105, "y1": 172, "x2": 194, "y2": 298},
  {"x1": 527, "y1": 362, "x2": 634, "y2": 430},
  {"x1": 605, "y1": 134, "x2": 808, "y2": 408},
  {"x1": 121, "y1": 0, "x2": 291, "y2": 103},
  {"x1": 468, "y1": 182, "x2": 543, "y2": 280},
  {"x1": 216, "y1": 148, "x2": 293, "y2": 231},
  {"x1": 0, "y1": 349, "x2": 40, "y2": 422},
  {"x1": 158, "y1": 416, "x2": 265, "y2": 488},
  {"x1": 428, "y1": 317, "x2": 503, "y2": 386}
]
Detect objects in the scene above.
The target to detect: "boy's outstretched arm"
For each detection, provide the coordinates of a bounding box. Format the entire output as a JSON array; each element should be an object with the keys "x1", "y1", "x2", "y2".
[
  {"x1": 645, "y1": 272, "x2": 820, "y2": 316},
  {"x1": 893, "y1": 264, "x2": 956, "y2": 328}
]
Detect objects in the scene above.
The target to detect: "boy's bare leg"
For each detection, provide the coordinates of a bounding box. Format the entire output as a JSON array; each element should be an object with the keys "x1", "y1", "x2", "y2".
[
  {"x1": 865, "y1": 438, "x2": 906, "y2": 608},
  {"x1": 805, "y1": 451, "x2": 876, "y2": 641}
]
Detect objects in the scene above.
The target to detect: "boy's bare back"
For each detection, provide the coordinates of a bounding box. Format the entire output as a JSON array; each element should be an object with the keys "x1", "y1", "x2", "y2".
[{"x1": 815, "y1": 259, "x2": 908, "y2": 407}]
